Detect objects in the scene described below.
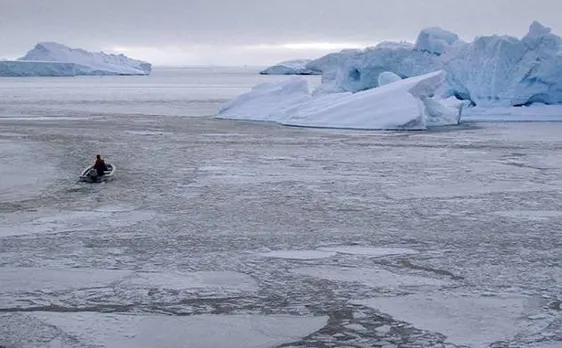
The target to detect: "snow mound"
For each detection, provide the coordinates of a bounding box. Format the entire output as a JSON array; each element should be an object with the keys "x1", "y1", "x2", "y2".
[
  {"x1": 218, "y1": 71, "x2": 462, "y2": 130},
  {"x1": 0, "y1": 42, "x2": 151, "y2": 76},
  {"x1": 310, "y1": 21, "x2": 562, "y2": 108},
  {"x1": 260, "y1": 59, "x2": 320, "y2": 75}
]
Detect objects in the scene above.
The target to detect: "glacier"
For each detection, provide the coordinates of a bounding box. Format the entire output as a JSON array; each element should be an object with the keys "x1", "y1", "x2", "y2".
[
  {"x1": 260, "y1": 59, "x2": 321, "y2": 75},
  {"x1": 218, "y1": 71, "x2": 462, "y2": 130},
  {"x1": 309, "y1": 21, "x2": 562, "y2": 107},
  {"x1": 0, "y1": 42, "x2": 151, "y2": 77}
]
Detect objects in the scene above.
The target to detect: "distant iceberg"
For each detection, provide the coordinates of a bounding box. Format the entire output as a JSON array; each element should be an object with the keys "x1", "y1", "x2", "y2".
[
  {"x1": 0, "y1": 42, "x2": 151, "y2": 77},
  {"x1": 260, "y1": 59, "x2": 321, "y2": 75},
  {"x1": 309, "y1": 21, "x2": 562, "y2": 107},
  {"x1": 218, "y1": 71, "x2": 462, "y2": 130}
]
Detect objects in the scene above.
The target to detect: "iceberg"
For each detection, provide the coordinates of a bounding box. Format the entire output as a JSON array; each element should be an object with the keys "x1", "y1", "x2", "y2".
[
  {"x1": 218, "y1": 71, "x2": 462, "y2": 130},
  {"x1": 0, "y1": 42, "x2": 151, "y2": 77},
  {"x1": 377, "y1": 71, "x2": 402, "y2": 86},
  {"x1": 217, "y1": 78, "x2": 312, "y2": 122},
  {"x1": 260, "y1": 59, "x2": 320, "y2": 75},
  {"x1": 309, "y1": 21, "x2": 562, "y2": 107}
]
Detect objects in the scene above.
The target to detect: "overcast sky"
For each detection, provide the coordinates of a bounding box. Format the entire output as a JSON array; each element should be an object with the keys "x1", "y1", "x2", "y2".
[{"x1": 1, "y1": 0, "x2": 561, "y2": 66}]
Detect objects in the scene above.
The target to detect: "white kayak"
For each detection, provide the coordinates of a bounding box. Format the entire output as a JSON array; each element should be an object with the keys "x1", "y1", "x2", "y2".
[{"x1": 79, "y1": 163, "x2": 116, "y2": 183}]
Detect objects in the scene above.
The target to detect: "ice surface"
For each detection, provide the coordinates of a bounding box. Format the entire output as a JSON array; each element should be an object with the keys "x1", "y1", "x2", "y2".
[
  {"x1": 384, "y1": 181, "x2": 553, "y2": 199},
  {"x1": 310, "y1": 21, "x2": 562, "y2": 108},
  {"x1": 292, "y1": 266, "x2": 450, "y2": 288},
  {"x1": 462, "y1": 104, "x2": 562, "y2": 122},
  {"x1": 218, "y1": 71, "x2": 462, "y2": 130},
  {"x1": 10, "y1": 312, "x2": 327, "y2": 348},
  {"x1": 0, "y1": 267, "x2": 131, "y2": 293},
  {"x1": 0, "y1": 140, "x2": 57, "y2": 203},
  {"x1": 0, "y1": 42, "x2": 151, "y2": 76},
  {"x1": 353, "y1": 293, "x2": 547, "y2": 347},
  {"x1": 0, "y1": 208, "x2": 156, "y2": 237},
  {"x1": 317, "y1": 246, "x2": 419, "y2": 257},
  {"x1": 258, "y1": 250, "x2": 337, "y2": 260},
  {"x1": 0, "y1": 116, "x2": 86, "y2": 121},
  {"x1": 260, "y1": 59, "x2": 320, "y2": 75},
  {"x1": 490, "y1": 210, "x2": 562, "y2": 221},
  {"x1": 121, "y1": 271, "x2": 258, "y2": 292},
  {"x1": 0, "y1": 268, "x2": 257, "y2": 301}
]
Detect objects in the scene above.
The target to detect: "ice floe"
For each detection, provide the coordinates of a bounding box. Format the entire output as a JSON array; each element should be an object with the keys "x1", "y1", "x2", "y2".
[{"x1": 292, "y1": 266, "x2": 450, "y2": 288}]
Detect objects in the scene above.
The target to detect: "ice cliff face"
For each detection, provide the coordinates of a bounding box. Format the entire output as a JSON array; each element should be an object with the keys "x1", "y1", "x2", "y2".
[
  {"x1": 310, "y1": 21, "x2": 562, "y2": 107},
  {"x1": 0, "y1": 42, "x2": 151, "y2": 77}
]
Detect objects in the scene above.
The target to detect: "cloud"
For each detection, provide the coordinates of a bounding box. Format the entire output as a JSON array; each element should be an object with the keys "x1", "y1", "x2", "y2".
[{"x1": 1, "y1": 0, "x2": 561, "y2": 65}]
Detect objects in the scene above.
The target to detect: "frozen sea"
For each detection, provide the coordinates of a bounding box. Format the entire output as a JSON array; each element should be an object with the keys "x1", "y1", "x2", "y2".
[{"x1": 0, "y1": 67, "x2": 561, "y2": 348}]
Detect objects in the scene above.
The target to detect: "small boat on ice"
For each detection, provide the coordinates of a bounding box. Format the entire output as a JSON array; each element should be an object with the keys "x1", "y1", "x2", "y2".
[{"x1": 79, "y1": 163, "x2": 115, "y2": 183}]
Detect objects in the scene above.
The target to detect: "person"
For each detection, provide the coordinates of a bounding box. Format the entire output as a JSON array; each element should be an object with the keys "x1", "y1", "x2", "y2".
[{"x1": 93, "y1": 155, "x2": 108, "y2": 178}]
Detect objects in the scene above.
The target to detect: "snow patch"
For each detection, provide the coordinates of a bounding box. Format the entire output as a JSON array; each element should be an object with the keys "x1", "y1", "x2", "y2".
[
  {"x1": 22, "y1": 312, "x2": 327, "y2": 348},
  {"x1": 353, "y1": 293, "x2": 547, "y2": 347},
  {"x1": 292, "y1": 266, "x2": 450, "y2": 288}
]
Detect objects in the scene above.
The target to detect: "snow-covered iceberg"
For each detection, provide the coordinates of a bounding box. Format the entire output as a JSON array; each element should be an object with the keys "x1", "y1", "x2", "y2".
[
  {"x1": 0, "y1": 42, "x2": 151, "y2": 77},
  {"x1": 260, "y1": 59, "x2": 321, "y2": 75},
  {"x1": 218, "y1": 71, "x2": 462, "y2": 130},
  {"x1": 218, "y1": 78, "x2": 312, "y2": 122},
  {"x1": 309, "y1": 21, "x2": 562, "y2": 107}
]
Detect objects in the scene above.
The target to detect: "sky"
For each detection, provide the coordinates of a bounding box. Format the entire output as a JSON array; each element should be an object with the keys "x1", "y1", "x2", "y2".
[{"x1": 1, "y1": 0, "x2": 562, "y2": 66}]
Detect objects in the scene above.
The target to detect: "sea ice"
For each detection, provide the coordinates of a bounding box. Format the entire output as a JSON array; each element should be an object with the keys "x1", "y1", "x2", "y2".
[
  {"x1": 317, "y1": 246, "x2": 419, "y2": 257},
  {"x1": 353, "y1": 293, "x2": 547, "y2": 347},
  {"x1": 0, "y1": 267, "x2": 131, "y2": 293},
  {"x1": 0, "y1": 140, "x2": 57, "y2": 203},
  {"x1": 489, "y1": 210, "x2": 562, "y2": 221},
  {"x1": 120, "y1": 271, "x2": 258, "y2": 292},
  {"x1": 0, "y1": 208, "x2": 156, "y2": 237},
  {"x1": 292, "y1": 266, "x2": 450, "y2": 288},
  {"x1": 12, "y1": 312, "x2": 328, "y2": 348},
  {"x1": 258, "y1": 250, "x2": 337, "y2": 260}
]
